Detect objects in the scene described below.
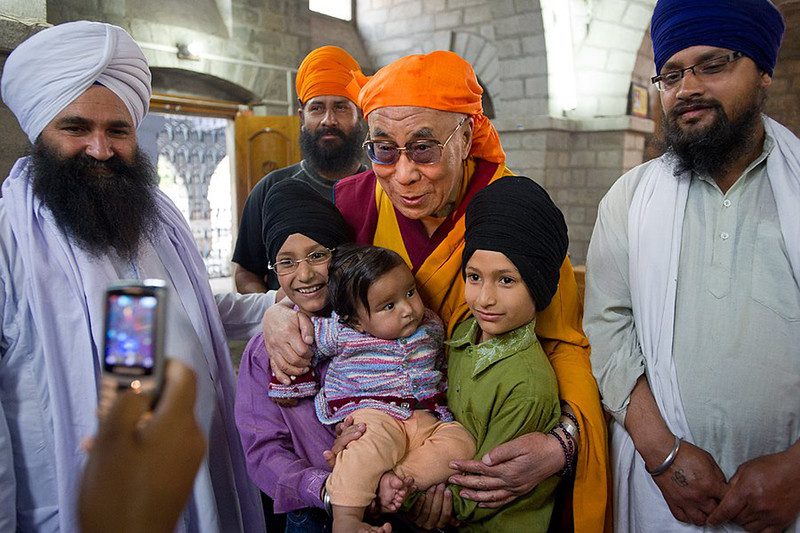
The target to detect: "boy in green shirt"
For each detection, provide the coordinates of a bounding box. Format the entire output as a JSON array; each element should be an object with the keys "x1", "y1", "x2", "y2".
[{"x1": 446, "y1": 176, "x2": 571, "y2": 532}]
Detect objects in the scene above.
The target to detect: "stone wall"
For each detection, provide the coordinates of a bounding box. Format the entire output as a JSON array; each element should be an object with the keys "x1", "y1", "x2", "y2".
[
  {"x1": 767, "y1": 2, "x2": 800, "y2": 135},
  {"x1": 47, "y1": 0, "x2": 312, "y2": 107},
  {"x1": 356, "y1": 0, "x2": 548, "y2": 118},
  {"x1": 311, "y1": 13, "x2": 371, "y2": 70},
  {"x1": 0, "y1": 3, "x2": 49, "y2": 177},
  {"x1": 0, "y1": 0, "x2": 372, "y2": 178},
  {"x1": 496, "y1": 117, "x2": 652, "y2": 265}
]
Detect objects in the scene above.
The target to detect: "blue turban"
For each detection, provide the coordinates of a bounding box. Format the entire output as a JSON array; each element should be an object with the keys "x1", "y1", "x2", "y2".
[{"x1": 651, "y1": 0, "x2": 785, "y2": 76}]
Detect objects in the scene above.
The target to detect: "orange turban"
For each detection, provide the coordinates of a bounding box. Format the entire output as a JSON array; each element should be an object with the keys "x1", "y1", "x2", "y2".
[
  {"x1": 352, "y1": 51, "x2": 505, "y2": 164},
  {"x1": 295, "y1": 46, "x2": 362, "y2": 105}
]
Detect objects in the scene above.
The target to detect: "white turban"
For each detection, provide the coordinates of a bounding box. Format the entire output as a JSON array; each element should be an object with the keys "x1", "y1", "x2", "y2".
[{"x1": 1, "y1": 20, "x2": 152, "y2": 143}]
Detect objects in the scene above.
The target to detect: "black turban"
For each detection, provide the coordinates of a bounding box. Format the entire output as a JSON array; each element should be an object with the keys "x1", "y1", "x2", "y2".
[
  {"x1": 262, "y1": 179, "x2": 353, "y2": 264},
  {"x1": 463, "y1": 176, "x2": 568, "y2": 311}
]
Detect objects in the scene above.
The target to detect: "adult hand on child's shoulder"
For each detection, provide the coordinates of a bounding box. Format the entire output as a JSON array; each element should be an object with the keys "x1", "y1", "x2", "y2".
[
  {"x1": 448, "y1": 432, "x2": 563, "y2": 508},
  {"x1": 322, "y1": 415, "x2": 366, "y2": 468},
  {"x1": 261, "y1": 298, "x2": 314, "y2": 383}
]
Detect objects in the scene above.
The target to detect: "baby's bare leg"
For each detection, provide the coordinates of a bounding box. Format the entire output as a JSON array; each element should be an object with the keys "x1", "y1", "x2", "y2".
[{"x1": 332, "y1": 504, "x2": 392, "y2": 533}]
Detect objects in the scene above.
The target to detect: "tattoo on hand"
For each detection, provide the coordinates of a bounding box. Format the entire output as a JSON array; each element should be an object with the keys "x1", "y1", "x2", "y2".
[{"x1": 672, "y1": 468, "x2": 689, "y2": 487}]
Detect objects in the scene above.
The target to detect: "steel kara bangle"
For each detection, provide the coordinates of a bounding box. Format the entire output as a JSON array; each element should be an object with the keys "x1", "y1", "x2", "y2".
[
  {"x1": 647, "y1": 435, "x2": 682, "y2": 476},
  {"x1": 321, "y1": 484, "x2": 333, "y2": 516}
]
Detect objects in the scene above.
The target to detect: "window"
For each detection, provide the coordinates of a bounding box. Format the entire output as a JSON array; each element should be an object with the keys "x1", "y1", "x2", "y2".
[{"x1": 309, "y1": 0, "x2": 352, "y2": 21}]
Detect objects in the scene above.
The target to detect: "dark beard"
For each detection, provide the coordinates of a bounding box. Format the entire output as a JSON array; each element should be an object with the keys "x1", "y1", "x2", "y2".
[
  {"x1": 662, "y1": 91, "x2": 765, "y2": 179},
  {"x1": 30, "y1": 141, "x2": 160, "y2": 261},
  {"x1": 300, "y1": 121, "x2": 365, "y2": 175}
]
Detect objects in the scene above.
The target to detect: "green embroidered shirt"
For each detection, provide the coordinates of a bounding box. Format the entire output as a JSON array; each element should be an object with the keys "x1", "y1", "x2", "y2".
[{"x1": 445, "y1": 317, "x2": 561, "y2": 532}]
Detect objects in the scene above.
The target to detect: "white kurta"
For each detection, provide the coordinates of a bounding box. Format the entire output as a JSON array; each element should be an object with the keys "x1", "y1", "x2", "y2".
[
  {"x1": 0, "y1": 157, "x2": 274, "y2": 532},
  {"x1": 585, "y1": 117, "x2": 800, "y2": 532}
]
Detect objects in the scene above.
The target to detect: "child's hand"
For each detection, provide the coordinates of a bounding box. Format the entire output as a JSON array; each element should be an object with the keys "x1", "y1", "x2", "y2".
[{"x1": 322, "y1": 415, "x2": 366, "y2": 468}]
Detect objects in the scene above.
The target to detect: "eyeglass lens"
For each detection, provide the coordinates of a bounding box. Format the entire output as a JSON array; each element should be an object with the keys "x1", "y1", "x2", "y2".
[
  {"x1": 366, "y1": 141, "x2": 441, "y2": 165},
  {"x1": 272, "y1": 249, "x2": 332, "y2": 274}
]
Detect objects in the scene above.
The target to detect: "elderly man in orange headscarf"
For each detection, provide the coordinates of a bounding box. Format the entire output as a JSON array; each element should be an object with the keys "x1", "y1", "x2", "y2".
[
  {"x1": 264, "y1": 50, "x2": 611, "y2": 532},
  {"x1": 233, "y1": 45, "x2": 367, "y2": 293}
]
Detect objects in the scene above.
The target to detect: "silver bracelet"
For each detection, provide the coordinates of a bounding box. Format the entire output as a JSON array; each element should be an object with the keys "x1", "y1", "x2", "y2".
[
  {"x1": 646, "y1": 435, "x2": 682, "y2": 476},
  {"x1": 321, "y1": 484, "x2": 333, "y2": 517},
  {"x1": 559, "y1": 416, "x2": 579, "y2": 441}
]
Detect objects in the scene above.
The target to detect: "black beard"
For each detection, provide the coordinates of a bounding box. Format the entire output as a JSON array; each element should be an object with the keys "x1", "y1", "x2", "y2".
[
  {"x1": 30, "y1": 141, "x2": 160, "y2": 261},
  {"x1": 300, "y1": 121, "x2": 365, "y2": 175},
  {"x1": 662, "y1": 92, "x2": 764, "y2": 179}
]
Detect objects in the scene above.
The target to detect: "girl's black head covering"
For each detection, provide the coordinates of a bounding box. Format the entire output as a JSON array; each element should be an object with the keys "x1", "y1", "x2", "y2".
[
  {"x1": 262, "y1": 179, "x2": 352, "y2": 264},
  {"x1": 462, "y1": 176, "x2": 568, "y2": 310}
]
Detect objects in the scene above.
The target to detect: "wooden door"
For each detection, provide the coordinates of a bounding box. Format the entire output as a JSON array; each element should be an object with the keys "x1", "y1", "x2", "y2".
[{"x1": 234, "y1": 113, "x2": 301, "y2": 221}]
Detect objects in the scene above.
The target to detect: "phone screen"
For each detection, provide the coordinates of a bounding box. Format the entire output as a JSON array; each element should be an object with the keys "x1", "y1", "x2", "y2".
[{"x1": 103, "y1": 292, "x2": 159, "y2": 376}]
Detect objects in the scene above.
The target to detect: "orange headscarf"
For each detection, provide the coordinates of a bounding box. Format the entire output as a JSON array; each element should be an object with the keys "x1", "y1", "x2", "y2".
[
  {"x1": 351, "y1": 50, "x2": 505, "y2": 164},
  {"x1": 295, "y1": 45, "x2": 362, "y2": 104}
]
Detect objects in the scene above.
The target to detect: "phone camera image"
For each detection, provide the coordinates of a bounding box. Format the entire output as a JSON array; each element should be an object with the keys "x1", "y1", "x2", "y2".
[{"x1": 104, "y1": 293, "x2": 158, "y2": 375}]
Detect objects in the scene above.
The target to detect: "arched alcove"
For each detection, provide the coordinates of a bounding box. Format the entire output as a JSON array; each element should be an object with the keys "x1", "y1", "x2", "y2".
[
  {"x1": 414, "y1": 31, "x2": 500, "y2": 119},
  {"x1": 151, "y1": 68, "x2": 259, "y2": 104},
  {"x1": 571, "y1": 0, "x2": 657, "y2": 118}
]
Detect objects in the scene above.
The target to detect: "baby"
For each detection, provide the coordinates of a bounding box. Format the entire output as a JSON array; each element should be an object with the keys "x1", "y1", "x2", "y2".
[{"x1": 270, "y1": 244, "x2": 475, "y2": 533}]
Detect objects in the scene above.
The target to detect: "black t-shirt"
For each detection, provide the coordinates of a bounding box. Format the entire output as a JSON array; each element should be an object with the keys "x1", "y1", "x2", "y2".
[{"x1": 232, "y1": 161, "x2": 362, "y2": 290}]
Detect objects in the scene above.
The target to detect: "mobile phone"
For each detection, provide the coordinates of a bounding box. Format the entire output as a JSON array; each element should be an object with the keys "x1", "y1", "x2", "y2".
[{"x1": 102, "y1": 279, "x2": 168, "y2": 398}]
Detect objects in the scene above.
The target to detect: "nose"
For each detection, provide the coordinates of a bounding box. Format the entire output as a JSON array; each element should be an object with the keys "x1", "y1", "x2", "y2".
[
  {"x1": 84, "y1": 132, "x2": 115, "y2": 161},
  {"x1": 391, "y1": 150, "x2": 421, "y2": 186},
  {"x1": 320, "y1": 107, "x2": 338, "y2": 127},
  {"x1": 476, "y1": 283, "x2": 496, "y2": 308},
  {"x1": 295, "y1": 260, "x2": 315, "y2": 282},
  {"x1": 397, "y1": 299, "x2": 414, "y2": 317},
  {"x1": 675, "y1": 68, "x2": 704, "y2": 99}
]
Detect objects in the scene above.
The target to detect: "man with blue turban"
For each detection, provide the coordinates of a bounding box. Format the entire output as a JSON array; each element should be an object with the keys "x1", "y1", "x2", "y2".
[
  {"x1": 0, "y1": 21, "x2": 271, "y2": 531},
  {"x1": 585, "y1": 0, "x2": 799, "y2": 531}
]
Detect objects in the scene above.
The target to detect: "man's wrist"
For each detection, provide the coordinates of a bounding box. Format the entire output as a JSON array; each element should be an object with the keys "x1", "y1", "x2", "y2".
[
  {"x1": 320, "y1": 483, "x2": 333, "y2": 517},
  {"x1": 646, "y1": 435, "x2": 681, "y2": 476},
  {"x1": 546, "y1": 427, "x2": 572, "y2": 476}
]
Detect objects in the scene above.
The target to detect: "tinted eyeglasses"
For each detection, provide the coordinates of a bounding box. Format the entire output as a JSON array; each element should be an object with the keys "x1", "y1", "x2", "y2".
[
  {"x1": 268, "y1": 248, "x2": 334, "y2": 275},
  {"x1": 363, "y1": 116, "x2": 467, "y2": 165}
]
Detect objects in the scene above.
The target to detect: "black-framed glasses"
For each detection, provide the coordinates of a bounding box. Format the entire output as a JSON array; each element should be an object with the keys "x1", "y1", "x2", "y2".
[
  {"x1": 362, "y1": 116, "x2": 467, "y2": 166},
  {"x1": 268, "y1": 248, "x2": 334, "y2": 275},
  {"x1": 651, "y1": 51, "x2": 743, "y2": 92}
]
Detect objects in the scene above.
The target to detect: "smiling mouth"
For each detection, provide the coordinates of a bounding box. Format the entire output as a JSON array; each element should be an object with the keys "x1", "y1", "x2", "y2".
[
  {"x1": 400, "y1": 194, "x2": 426, "y2": 204},
  {"x1": 474, "y1": 310, "x2": 503, "y2": 322},
  {"x1": 294, "y1": 284, "x2": 324, "y2": 295}
]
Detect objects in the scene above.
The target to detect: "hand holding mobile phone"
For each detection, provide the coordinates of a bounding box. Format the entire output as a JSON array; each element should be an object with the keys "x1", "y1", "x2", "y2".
[{"x1": 102, "y1": 279, "x2": 167, "y2": 402}]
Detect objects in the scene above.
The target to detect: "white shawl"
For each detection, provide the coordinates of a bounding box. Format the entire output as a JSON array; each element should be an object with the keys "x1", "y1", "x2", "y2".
[
  {"x1": 613, "y1": 116, "x2": 800, "y2": 531},
  {"x1": 2, "y1": 157, "x2": 263, "y2": 532}
]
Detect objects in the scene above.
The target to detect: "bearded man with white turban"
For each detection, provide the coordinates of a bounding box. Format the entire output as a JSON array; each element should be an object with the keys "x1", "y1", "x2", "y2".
[
  {"x1": 0, "y1": 21, "x2": 270, "y2": 532},
  {"x1": 584, "y1": 0, "x2": 799, "y2": 531}
]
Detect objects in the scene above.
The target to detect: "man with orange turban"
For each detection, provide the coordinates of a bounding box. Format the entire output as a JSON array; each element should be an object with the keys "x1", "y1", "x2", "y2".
[
  {"x1": 265, "y1": 51, "x2": 610, "y2": 532},
  {"x1": 233, "y1": 45, "x2": 367, "y2": 293}
]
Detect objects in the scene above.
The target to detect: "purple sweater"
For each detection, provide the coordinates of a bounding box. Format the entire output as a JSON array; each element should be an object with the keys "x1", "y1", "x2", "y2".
[{"x1": 234, "y1": 333, "x2": 335, "y2": 513}]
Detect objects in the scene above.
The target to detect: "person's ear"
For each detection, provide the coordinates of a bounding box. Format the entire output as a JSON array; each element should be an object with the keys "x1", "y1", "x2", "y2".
[
  {"x1": 349, "y1": 316, "x2": 365, "y2": 333},
  {"x1": 462, "y1": 116, "x2": 474, "y2": 158},
  {"x1": 760, "y1": 71, "x2": 772, "y2": 89}
]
